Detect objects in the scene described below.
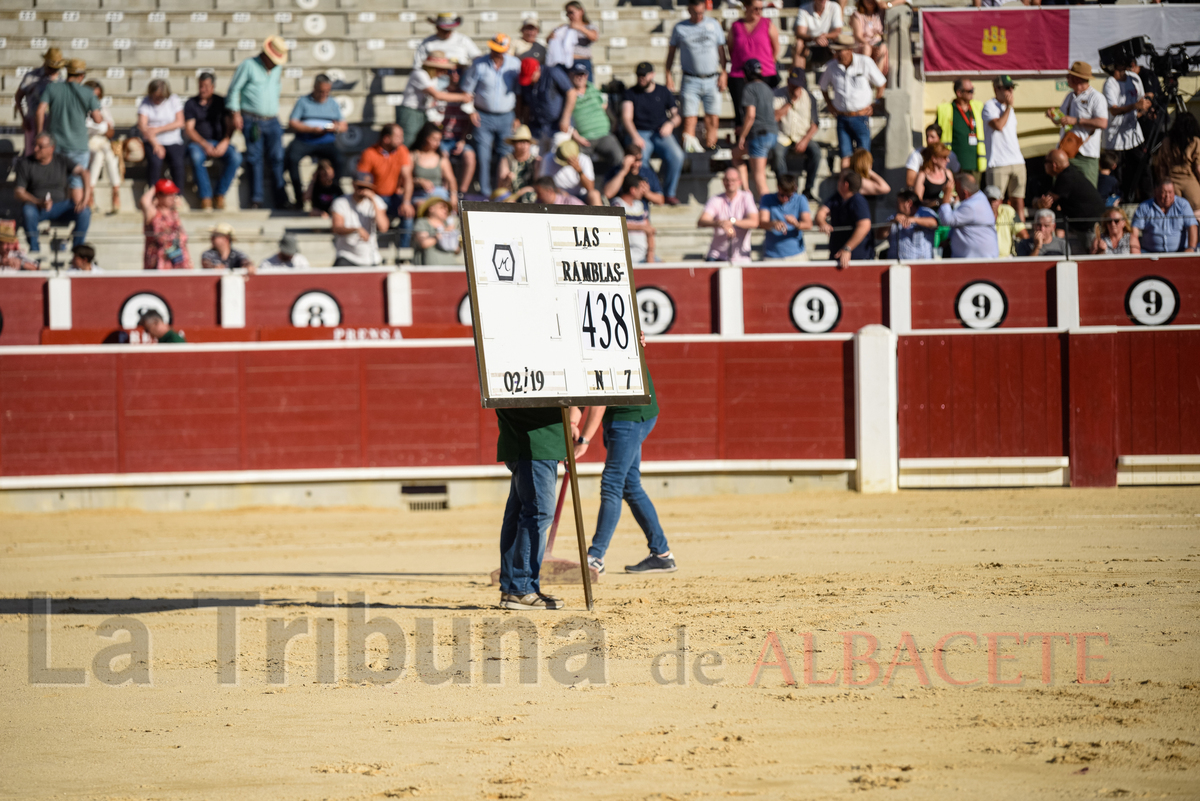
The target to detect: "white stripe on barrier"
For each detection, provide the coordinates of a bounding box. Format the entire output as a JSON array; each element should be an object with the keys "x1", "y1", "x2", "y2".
[
  {"x1": 855, "y1": 325, "x2": 899, "y2": 494},
  {"x1": 718, "y1": 265, "x2": 744, "y2": 335},
  {"x1": 219, "y1": 273, "x2": 245, "y2": 328},
  {"x1": 887, "y1": 265, "x2": 911, "y2": 334},
  {"x1": 386, "y1": 271, "x2": 413, "y2": 326},
  {"x1": 47, "y1": 275, "x2": 72, "y2": 330}
]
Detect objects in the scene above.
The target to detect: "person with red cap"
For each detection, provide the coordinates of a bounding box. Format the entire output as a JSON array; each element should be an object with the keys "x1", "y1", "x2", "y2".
[
  {"x1": 517, "y1": 57, "x2": 572, "y2": 154},
  {"x1": 140, "y1": 179, "x2": 193, "y2": 270}
]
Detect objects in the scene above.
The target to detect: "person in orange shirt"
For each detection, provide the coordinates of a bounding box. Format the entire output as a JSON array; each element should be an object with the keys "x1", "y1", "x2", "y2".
[{"x1": 357, "y1": 123, "x2": 415, "y2": 248}]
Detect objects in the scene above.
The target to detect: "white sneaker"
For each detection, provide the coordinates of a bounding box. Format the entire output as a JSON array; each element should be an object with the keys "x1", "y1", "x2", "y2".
[
  {"x1": 500, "y1": 592, "x2": 564, "y2": 610},
  {"x1": 587, "y1": 555, "x2": 605, "y2": 575},
  {"x1": 683, "y1": 133, "x2": 704, "y2": 154}
]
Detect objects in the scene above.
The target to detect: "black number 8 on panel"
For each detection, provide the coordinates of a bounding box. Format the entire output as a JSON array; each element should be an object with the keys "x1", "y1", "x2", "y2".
[{"x1": 580, "y1": 291, "x2": 630, "y2": 351}]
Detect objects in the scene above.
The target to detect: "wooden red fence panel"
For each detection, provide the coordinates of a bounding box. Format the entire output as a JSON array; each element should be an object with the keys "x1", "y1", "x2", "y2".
[
  {"x1": 741, "y1": 263, "x2": 888, "y2": 334},
  {"x1": 1114, "y1": 330, "x2": 1200, "y2": 456},
  {"x1": 244, "y1": 271, "x2": 389, "y2": 329},
  {"x1": 0, "y1": 275, "x2": 48, "y2": 346},
  {"x1": 70, "y1": 273, "x2": 222, "y2": 330},
  {"x1": 909, "y1": 260, "x2": 1056, "y2": 329},
  {"x1": 1077, "y1": 255, "x2": 1200, "y2": 327}
]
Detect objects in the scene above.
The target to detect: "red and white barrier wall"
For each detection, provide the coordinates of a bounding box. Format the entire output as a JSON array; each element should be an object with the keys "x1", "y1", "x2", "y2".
[{"x1": 1, "y1": 254, "x2": 1196, "y2": 492}]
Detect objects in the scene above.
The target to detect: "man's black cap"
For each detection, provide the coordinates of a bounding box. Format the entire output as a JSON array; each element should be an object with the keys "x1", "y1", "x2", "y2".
[{"x1": 635, "y1": 61, "x2": 654, "y2": 77}]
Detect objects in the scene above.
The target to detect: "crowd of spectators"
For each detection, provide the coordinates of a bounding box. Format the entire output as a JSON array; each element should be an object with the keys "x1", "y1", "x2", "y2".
[{"x1": 5, "y1": 3, "x2": 1200, "y2": 273}]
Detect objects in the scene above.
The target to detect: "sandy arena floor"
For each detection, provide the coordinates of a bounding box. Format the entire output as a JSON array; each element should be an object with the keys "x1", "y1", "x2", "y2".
[{"x1": 1, "y1": 486, "x2": 1198, "y2": 800}]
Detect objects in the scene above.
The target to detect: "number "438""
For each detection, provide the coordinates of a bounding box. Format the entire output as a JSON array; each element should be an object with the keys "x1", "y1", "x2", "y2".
[{"x1": 578, "y1": 290, "x2": 631, "y2": 351}]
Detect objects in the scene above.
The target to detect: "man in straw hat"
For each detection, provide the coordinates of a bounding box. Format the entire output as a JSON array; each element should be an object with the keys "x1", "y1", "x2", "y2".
[
  {"x1": 1047, "y1": 60, "x2": 1109, "y2": 188},
  {"x1": 0, "y1": 219, "x2": 39, "y2": 271},
  {"x1": 331, "y1": 172, "x2": 389, "y2": 266},
  {"x1": 201, "y1": 222, "x2": 253, "y2": 271},
  {"x1": 38, "y1": 59, "x2": 104, "y2": 206},
  {"x1": 397, "y1": 51, "x2": 471, "y2": 150},
  {"x1": 16, "y1": 48, "x2": 65, "y2": 157},
  {"x1": 539, "y1": 133, "x2": 602, "y2": 205},
  {"x1": 818, "y1": 32, "x2": 885, "y2": 170},
  {"x1": 228, "y1": 36, "x2": 290, "y2": 208},
  {"x1": 461, "y1": 34, "x2": 522, "y2": 198},
  {"x1": 498, "y1": 124, "x2": 539, "y2": 202},
  {"x1": 415, "y1": 12, "x2": 482, "y2": 70}
]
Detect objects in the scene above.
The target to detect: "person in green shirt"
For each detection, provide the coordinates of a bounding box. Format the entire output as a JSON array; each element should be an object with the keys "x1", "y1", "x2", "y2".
[
  {"x1": 138, "y1": 311, "x2": 186, "y2": 343},
  {"x1": 496, "y1": 408, "x2": 567, "y2": 610},
  {"x1": 573, "y1": 358, "x2": 675, "y2": 575},
  {"x1": 560, "y1": 64, "x2": 624, "y2": 176},
  {"x1": 37, "y1": 59, "x2": 103, "y2": 206}
]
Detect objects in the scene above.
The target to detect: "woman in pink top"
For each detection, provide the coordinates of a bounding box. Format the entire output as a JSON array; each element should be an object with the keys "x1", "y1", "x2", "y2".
[
  {"x1": 851, "y1": 0, "x2": 889, "y2": 74},
  {"x1": 727, "y1": 0, "x2": 780, "y2": 132},
  {"x1": 140, "y1": 179, "x2": 192, "y2": 270}
]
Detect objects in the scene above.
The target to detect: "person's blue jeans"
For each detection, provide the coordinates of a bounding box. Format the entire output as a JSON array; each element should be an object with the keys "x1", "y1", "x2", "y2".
[
  {"x1": 473, "y1": 109, "x2": 515, "y2": 197},
  {"x1": 63, "y1": 149, "x2": 89, "y2": 189},
  {"x1": 386, "y1": 193, "x2": 414, "y2": 249},
  {"x1": 588, "y1": 417, "x2": 669, "y2": 560},
  {"x1": 286, "y1": 136, "x2": 342, "y2": 205},
  {"x1": 243, "y1": 115, "x2": 286, "y2": 206},
  {"x1": 499, "y1": 459, "x2": 559, "y2": 597},
  {"x1": 836, "y1": 115, "x2": 872, "y2": 159},
  {"x1": 22, "y1": 200, "x2": 90, "y2": 252},
  {"x1": 187, "y1": 139, "x2": 243, "y2": 199},
  {"x1": 637, "y1": 129, "x2": 684, "y2": 200}
]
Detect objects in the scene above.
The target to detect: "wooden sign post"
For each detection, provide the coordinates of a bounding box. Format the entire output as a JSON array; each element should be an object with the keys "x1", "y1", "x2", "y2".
[{"x1": 461, "y1": 201, "x2": 650, "y2": 611}]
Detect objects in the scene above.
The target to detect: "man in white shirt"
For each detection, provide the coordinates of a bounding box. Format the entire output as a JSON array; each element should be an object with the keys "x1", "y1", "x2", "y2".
[
  {"x1": 1101, "y1": 58, "x2": 1148, "y2": 179},
  {"x1": 904, "y1": 124, "x2": 960, "y2": 188},
  {"x1": 793, "y1": 0, "x2": 843, "y2": 73},
  {"x1": 1046, "y1": 61, "x2": 1108, "y2": 188},
  {"x1": 331, "y1": 172, "x2": 390, "y2": 266},
  {"x1": 259, "y1": 233, "x2": 312, "y2": 270},
  {"x1": 982, "y1": 75, "x2": 1026, "y2": 223},
  {"x1": 818, "y1": 36, "x2": 886, "y2": 170},
  {"x1": 540, "y1": 136, "x2": 601, "y2": 205},
  {"x1": 414, "y1": 13, "x2": 482, "y2": 69}
]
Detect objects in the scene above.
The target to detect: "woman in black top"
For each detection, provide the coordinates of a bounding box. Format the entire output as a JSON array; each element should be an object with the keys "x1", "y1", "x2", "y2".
[
  {"x1": 305, "y1": 159, "x2": 338, "y2": 217},
  {"x1": 913, "y1": 143, "x2": 952, "y2": 209}
]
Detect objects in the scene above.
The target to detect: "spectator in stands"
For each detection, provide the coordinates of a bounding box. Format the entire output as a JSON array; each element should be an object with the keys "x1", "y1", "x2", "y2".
[
  {"x1": 1090, "y1": 206, "x2": 1139, "y2": 255},
  {"x1": 415, "y1": 13, "x2": 482, "y2": 70},
  {"x1": 1036, "y1": 148, "x2": 1104, "y2": 253},
  {"x1": 184, "y1": 72, "x2": 242, "y2": 212},
  {"x1": 305, "y1": 159, "x2": 340, "y2": 218},
  {"x1": 1047, "y1": 61, "x2": 1108, "y2": 188},
  {"x1": 202, "y1": 223, "x2": 253, "y2": 271},
  {"x1": 461, "y1": 35, "x2": 522, "y2": 199},
  {"x1": 733, "y1": 59, "x2": 777, "y2": 201},
  {"x1": 850, "y1": 0, "x2": 889, "y2": 75},
  {"x1": 1152, "y1": 111, "x2": 1200, "y2": 219},
  {"x1": 905, "y1": 124, "x2": 959, "y2": 189},
  {"x1": 622, "y1": 63, "x2": 684, "y2": 206},
  {"x1": 140, "y1": 179, "x2": 192, "y2": 270},
  {"x1": 259, "y1": 233, "x2": 312, "y2": 270},
  {"x1": 561, "y1": 63, "x2": 623, "y2": 176},
  {"x1": 357, "y1": 123, "x2": 414, "y2": 246},
  {"x1": 727, "y1": 0, "x2": 780, "y2": 134},
  {"x1": 137, "y1": 79, "x2": 188, "y2": 195},
  {"x1": 772, "y1": 71, "x2": 821, "y2": 203},
  {"x1": 613, "y1": 174, "x2": 655, "y2": 264},
  {"x1": 439, "y1": 71, "x2": 477, "y2": 196},
  {"x1": 38, "y1": 59, "x2": 103, "y2": 208},
  {"x1": 69, "y1": 243, "x2": 100, "y2": 272},
  {"x1": 984, "y1": 184, "x2": 1022, "y2": 259},
  {"x1": 982, "y1": 75, "x2": 1025, "y2": 223},
  {"x1": 498, "y1": 125, "x2": 539, "y2": 202},
  {"x1": 880, "y1": 189, "x2": 937, "y2": 261},
  {"x1": 850, "y1": 148, "x2": 890, "y2": 196},
  {"x1": 1015, "y1": 209, "x2": 1067, "y2": 258},
  {"x1": 793, "y1": 0, "x2": 843, "y2": 73},
  {"x1": 546, "y1": 2, "x2": 599, "y2": 80},
  {"x1": 759, "y1": 173, "x2": 813, "y2": 262},
  {"x1": 286, "y1": 74, "x2": 347, "y2": 209},
  {"x1": 14, "y1": 133, "x2": 92, "y2": 257},
  {"x1": 603, "y1": 144, "x2": 665, "y2": 205},
  {"x1": 138, "y1": 311, "x2": 185, "y2": 344},
  {"x1": 1101, "y1": 59, "x2": 1148, "y2": 182},
  {"x1": 513, "y1": 21, "x2": 546, "y2": 63},
  {"x1": 412, "y1": 190, "x2": 463, "y2": 265},
  {"x1": 411, "y1": 123, "x2": 459, "y2": 212},
  {"x1": 819, "y1": 35, "x2": 886, "y2": 171},
  {"x1": 667, "y1": 0, "x2": 728, "y2": 153},
  {"x1": 1097, "y1": 151, "x2": 1121, "y2": 207},
  {"x1": 0, "y1": 219, "x2": 39, "y2": 270},
  {"x1": 228, "y1": 37, "x2": 290, "y2": 209},
  {"x1": 938, "y1": 173, "x2": 998, "y2": 259},
  {"x1": 699, "y1": 167, "x2": 758, "y2": 263},
  {"x1": 540, "y1": 137, "x2": 602, "y2": 206},
  {"x1": 1132, "y1": 179, "x2": 1198, "y2": 254},
  {"x1": 937, "y1": 79, "x2": 985, "y2": 180},
  {"x1": 332, "y1": 172, "x2": 389, "y2": 266},
  {"x1": 816, "y1": 169, "x2": 873, "y2": 269},
  {"x1": 398, "y1": 52, "x2": 470, "y2": 150},
  {"x1": 913, "y1": 144, "x2": 953, "y2": 210},
  {"x1": 16, "y1": 48, "x2": 64, "y2": 157},
  {"x1": 84, "y1": 81, "x2": 121, "y2": 215},
  {"x1": 518, "y1": 57, "x2": 573, "y2": 155},
  {"x1": 532, "y1": 175, "x2": 584, "y2": 206}
]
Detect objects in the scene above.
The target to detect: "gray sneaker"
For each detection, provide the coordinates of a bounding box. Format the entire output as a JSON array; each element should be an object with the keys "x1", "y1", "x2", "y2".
[
  {"x1": 587, "y1": 555, "x2": 605, "y2": 575},
  {"x1": 500, "y1": 592, "x2": 564, "y2": 610},
  {"x1": 625, "y1": 554, "x2": 677, "y2": 574}
]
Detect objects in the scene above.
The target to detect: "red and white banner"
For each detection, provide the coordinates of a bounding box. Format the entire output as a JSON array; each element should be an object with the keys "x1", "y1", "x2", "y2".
[{"x1": 921, "y1": 6, "x2": 1200, "y2": 76}]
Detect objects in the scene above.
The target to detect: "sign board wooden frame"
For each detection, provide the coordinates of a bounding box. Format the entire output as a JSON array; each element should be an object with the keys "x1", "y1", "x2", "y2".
[{"x1": 461, "y1": 202, "x2": 651, "y2": 410}]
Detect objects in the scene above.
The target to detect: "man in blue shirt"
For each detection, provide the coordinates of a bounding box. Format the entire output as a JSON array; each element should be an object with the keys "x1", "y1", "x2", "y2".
[
  {"x1": 461, "y1": 34, "x2": 522, "y2": 198},
  {"x1": 883, "y1": 189, "x2": 938, "y2": 260},
  {"x1": 228, "y1": 36, "x2": 288, "y2": 209},
  {"x1": 938, "y1": 173, "x2": 999, "y2": 259},
  {"x1": 621, "y1": 62, "x2": 684, "y2": 206},
  {"x1": 1132, "y1": 179, "x2": 1198, "y2": 253},
  {"x1": 815, "y1": 170, "x2": 873, "y2": 269},
  {"x1": 285, "y1": 74, "x2": 346, "y2": 208},
  {"x1": 601, "y1": 143, "x2": 664, "y2": 204},
  {"x1": 518, "y1": 57, "x2": 572, "y2": 155},
  {"x1": 759, "y1": 173, "x2": 813, "y2": 261}
]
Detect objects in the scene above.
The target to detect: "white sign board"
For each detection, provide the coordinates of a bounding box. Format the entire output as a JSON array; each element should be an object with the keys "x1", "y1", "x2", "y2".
[{"x1": 462, "y1": 203, "x2": 651, "y2": 410}]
